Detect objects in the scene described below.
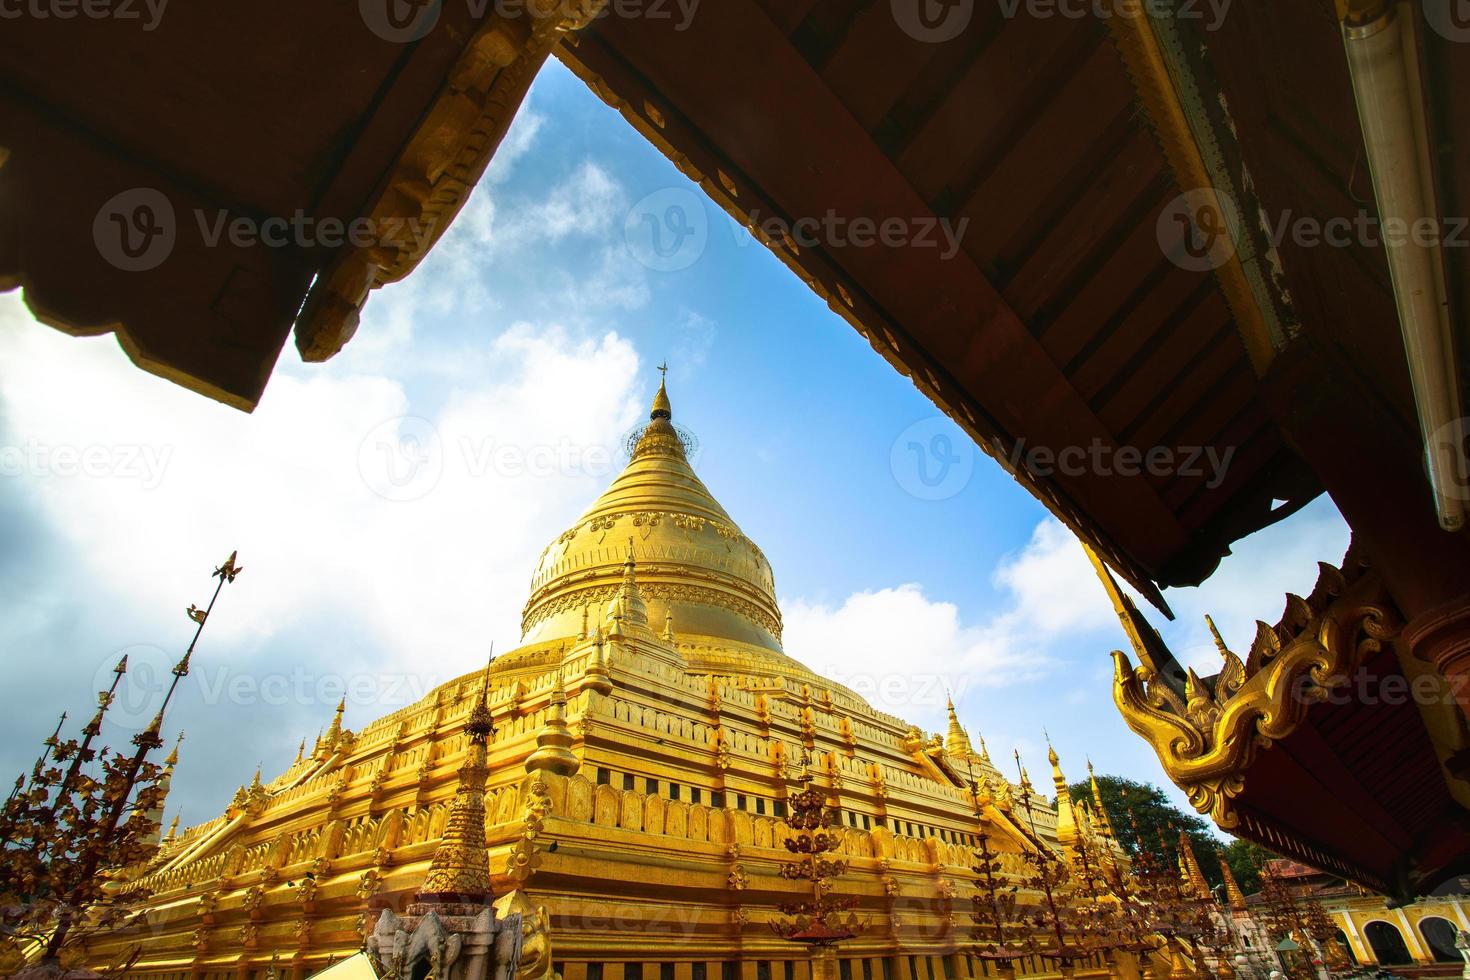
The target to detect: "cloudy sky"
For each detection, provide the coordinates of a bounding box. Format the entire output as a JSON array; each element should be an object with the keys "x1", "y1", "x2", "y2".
[{"x1": 0, "y1": 59, "x2": 1349, "y2": 833}]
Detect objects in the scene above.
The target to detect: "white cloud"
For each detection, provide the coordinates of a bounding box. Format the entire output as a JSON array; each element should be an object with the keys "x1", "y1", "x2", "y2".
[
  {"x1": 495, "y1": 161, "x2": 625, "y2": 249},
  {"x1": 672, "y1": 309, "x2": 718, "y2": 371},
  {"x1": 780, "y1": 518, "x2": 1106, "y2": 730},
  {"x1": 989, "y1": 518, "x2": 1118, "y2": 638},
  {"x1": 486, "y1": 108, "x2": 545, "y2": 185},
  {"x1": 0, "y1": 296, "x2": 642, "y2": 674}
]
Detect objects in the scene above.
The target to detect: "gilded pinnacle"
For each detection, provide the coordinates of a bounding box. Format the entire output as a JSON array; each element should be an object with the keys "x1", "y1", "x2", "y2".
[
  {"x1": 651, "y1": 374, "x2": 672, "y2": 420},
  {"x1": 525, "y1": 668, "x2": 579, "y2": 776},
  {"x1": 944, "y1": 695, "x2": 972, "y2": 757},
  {"x1": 419, "y1": 651, "x2": 497, "y2": 901}
]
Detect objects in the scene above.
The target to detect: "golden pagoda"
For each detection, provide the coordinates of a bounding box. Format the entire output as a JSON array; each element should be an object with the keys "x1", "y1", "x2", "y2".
[{"x1": 88, "y1": 378, "x2": 1113, "y2": 980}]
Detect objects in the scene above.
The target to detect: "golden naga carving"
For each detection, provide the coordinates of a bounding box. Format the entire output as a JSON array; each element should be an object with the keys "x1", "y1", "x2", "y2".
[{"x1": 1091, "y1": 543, "x2": 1400, "y2": 828}]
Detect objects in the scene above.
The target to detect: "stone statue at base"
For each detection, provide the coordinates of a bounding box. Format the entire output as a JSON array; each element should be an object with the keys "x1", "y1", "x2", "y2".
[{"x1": 368, "y1": 901, "x2": 521, "y2": 980}]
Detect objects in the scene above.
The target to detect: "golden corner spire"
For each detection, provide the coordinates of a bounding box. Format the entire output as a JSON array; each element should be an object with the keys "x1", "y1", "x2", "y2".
[
  {"x1": 944, "y1": 694, "x2": 973, "y2": 757},
  {"x1": 1219, "y1": 851, "x2": 1248, "y2": 911},
  {"x1": 164, "y1": 731, "x2": 183, "y2": 768},
  {"x1": 1047, "y1": 735, "x2": 1078, "y2": 844},
  {"x1": 607, "y1": 537, "x2": 650, "y2": 633},
  {"x1": 525, "y1": 668, "x2": 580, "y2": 777},
  {"x1": 1178, "y1": 829, "x2": 1210, "y2": 898},
  {"x1": 1086, "y1": 758, "x2": 1116, "y2": 838},
  {"x1": 419, "y1": 649, "x2": 496, "y2": 902},
  {"x1": 320, "y1": 697, "x2": 346, "y2": 756}
]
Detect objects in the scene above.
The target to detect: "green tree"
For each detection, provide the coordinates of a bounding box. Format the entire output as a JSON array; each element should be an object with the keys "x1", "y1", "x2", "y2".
[
  {"x1": 1068, "y1": 774, "x2": 1223, "y2": 891},
  {"x1": 1221, "y1": 838, "x2": 1273, "y2": 894}
]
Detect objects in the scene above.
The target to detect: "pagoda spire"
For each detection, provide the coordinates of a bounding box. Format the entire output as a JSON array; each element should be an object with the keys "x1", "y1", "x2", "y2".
[
  {"x1": 419, "y1": 653, "x2": 497, "y2": 902},
  {"x1": 1047, "y1": 734, "x2": 1078, "y2": 845},
  {"x1": 944, "y1": 694, "x2": 973, "y2": 756},
  {"x1": 651, "y1": 364, "x2": 672, "y2": 420},
  {"x1": 1178, "y1": 829, "x2": 1210, "y2": 898},
  {"x1": 606, "y1": 539, "x2": 649, "y2": 633},
  {"x1": 319, "y1": 698, "x2": 346, "y2": 758},
  {"x1": 585, "y1": 625, "x2": 613, "y2": 695},
  {"x1": 1086, "y1": 758, "x2": 1116, "y2": 839},
  {"x1": 146, "y1": 732, "x2": 183, "y2": 845},
  {"x1": 1218, "y1": 852, "x2": 1248, "y2": 912},
  {"x1": 525, "y1": 669, "x2": 580, "y2": 776}
]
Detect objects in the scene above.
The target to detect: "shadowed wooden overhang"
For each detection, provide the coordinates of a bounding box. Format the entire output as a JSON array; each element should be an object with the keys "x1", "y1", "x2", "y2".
[
  {"x1": 555, "y1": 0, "x2": 1470, "y2": 611},
  {"x1": 1, "y1": 0, "x2": 1459, "y2": 611},
  {"x1": 0, "y1": 1, "x2": 597, "y2": 408}
]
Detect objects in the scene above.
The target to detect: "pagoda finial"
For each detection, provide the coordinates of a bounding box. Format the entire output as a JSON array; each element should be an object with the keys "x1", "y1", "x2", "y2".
[
  {"x1": 526, "y1": 667, "x2": 579, "y2": 776},
  {"x1": 1218, "y1": 851, "x2": 1248, "y2": 912},
  {"x1": 663, "y1": 609, "x2": 675, "y2": 643},
  {"x1": 1086, "y1": 758, "x2": 1116, "y2": 838},
  {"x1": 944, "y1": 693, "x2": 973, "y2": 757},
  {"x1": 606, "y1": 538, "x2": 649, "y2": 633},
  {"x1": 294, "y1": 738, "x2": 306, "y2": 765},
  {"x1": 650, "y1": 369, "x2": 672, "y2": 420},
  {"x1": 466, "y1": 645, "x2": 496, "y2": 741},
  {"x1": 165, "y1": 814, "x2": 180, "y2": 841},
  {"x1": 419, "y1": 649, "x2": 497, "y2": 902},
  {"x1": 585, "y1": 624, "x2": 613, "y2": 695},
  {"x1": 1179, "y1": 829, "x2": 1210, "y2": 898},
  {"x1": 1048, "y1": 736, "x2": 1077, "y2": 844},
  {"x1": 164, "y1": 731, "x2": 183, "y2": 768},
  {"x1": 322, "y1": 697, "x2": 346, "y2": 754}
]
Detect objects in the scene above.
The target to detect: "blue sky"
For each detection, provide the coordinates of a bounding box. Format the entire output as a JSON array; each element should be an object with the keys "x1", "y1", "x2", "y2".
[{"x1": 0, "y1": 58, "x2": 1349, "y2": 832}]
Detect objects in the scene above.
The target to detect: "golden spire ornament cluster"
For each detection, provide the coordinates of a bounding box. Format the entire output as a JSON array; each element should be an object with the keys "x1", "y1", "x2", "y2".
[{"x1": 417, "y1": 652, "x2": 497, "y2": 902}]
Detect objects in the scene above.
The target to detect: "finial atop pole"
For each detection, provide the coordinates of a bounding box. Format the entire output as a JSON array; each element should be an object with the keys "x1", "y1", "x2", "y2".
[{"x1": 164, "y1": 731, "x2": 184, "y2": 768}]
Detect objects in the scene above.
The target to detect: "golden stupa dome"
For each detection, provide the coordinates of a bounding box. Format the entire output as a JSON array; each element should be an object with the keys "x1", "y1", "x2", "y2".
[{"x1": 521, "y1": 377, "x2": 784, "y2": 653}]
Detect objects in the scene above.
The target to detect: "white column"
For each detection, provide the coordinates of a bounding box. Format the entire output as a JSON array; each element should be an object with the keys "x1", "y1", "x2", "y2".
[
  {"x1": 1450, "y1": 899, "x2": 1470, "y2": 934},
  {"x1": 1396, "y1": 909, "x2": 1431, "y2": 963},
  {"x1": 1338, "y1": 912, "x2": 1370, "y2": 965}
]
